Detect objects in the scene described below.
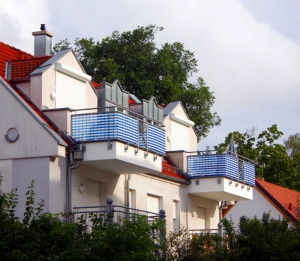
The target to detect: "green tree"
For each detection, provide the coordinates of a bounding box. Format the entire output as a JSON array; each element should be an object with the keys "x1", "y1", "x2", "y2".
[
  {"x1": 53, "y1": 25, "x2": 221, "y2": 139},
  {"x1": 285, "y1": 133, "x2": 300, "y2": 159},
  {"x1": 215, "y1": 125, "x2": 300, "y2": 191}
]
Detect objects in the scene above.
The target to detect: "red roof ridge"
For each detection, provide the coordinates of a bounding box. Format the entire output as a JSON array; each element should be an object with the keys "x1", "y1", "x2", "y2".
[
  {"x1": 256, "y1": 178, "x2": 300, "y2": 195},
  {"x1": 10, "y1": 55, "x2": 52, "y2": 62},
  {"x1": 0, "y1": 42, "x2": 33, "y2": 58}
]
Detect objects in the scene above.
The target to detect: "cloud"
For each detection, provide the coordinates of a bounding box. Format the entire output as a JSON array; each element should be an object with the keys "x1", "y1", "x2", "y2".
[{"x1": 0, "y1": 0, "x2": 51, "y2": 53}]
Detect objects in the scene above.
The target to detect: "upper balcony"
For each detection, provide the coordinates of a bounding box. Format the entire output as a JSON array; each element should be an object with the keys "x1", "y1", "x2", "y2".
[
  {"x1": 167, "y1": 150, "x2": 255, "y2": 201},
  {"x1": 71, "y1": 106, "x2": 166, "y2": 174}
]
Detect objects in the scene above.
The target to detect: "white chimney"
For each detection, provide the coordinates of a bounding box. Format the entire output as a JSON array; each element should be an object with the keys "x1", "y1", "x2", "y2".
[{"x1": 32, "y1": 24, "x2": 54, "y2": 57}]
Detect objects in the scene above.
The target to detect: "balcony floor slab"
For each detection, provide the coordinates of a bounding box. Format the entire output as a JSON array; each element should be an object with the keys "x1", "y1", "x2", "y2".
[
  {"x1": 82, "y1": 141, "x2": 162, "y2": 175},
  {"x1": 188, "y1": 177, "x2": 253, "y2": 201}
]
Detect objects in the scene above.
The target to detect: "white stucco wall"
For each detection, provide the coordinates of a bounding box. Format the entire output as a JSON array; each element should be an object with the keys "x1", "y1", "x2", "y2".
[
  {"x1": 164, "y1": 103, "x2": 197, "y2": 152},
  {"x1": 12, "y1": 157, "x2": 51, "y2": 218},
  {"x1": 70, "y1": 163, "x2": 220, "y2": 232},
  {"x1": 49, "y1": 157, "x2": 67, "y2": 214},
  {"x1": 225, "y1": 188, "x2": 285, "y2": 228},
  {"x1": 0, "y1": 159, "x2": 13, "y2": 193}
]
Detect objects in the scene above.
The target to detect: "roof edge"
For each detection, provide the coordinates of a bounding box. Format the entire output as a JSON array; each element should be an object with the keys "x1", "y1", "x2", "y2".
[{"x1": 256, "y1": 180, "x2": 298, "y2": 224}]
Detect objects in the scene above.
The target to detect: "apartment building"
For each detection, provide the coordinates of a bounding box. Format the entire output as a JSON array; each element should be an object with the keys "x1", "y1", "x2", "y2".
[{"x1": 0, "y1": 25, "x2": 255, "y2": 233}]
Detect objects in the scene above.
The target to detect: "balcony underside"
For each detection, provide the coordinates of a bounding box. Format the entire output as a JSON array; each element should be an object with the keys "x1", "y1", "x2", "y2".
[
  {"x1": 82, "y1": 141, "x2": 162, "y2": 175},
  {"x1": 188, "y1": 177, "x2": 253, "y2": 201}
]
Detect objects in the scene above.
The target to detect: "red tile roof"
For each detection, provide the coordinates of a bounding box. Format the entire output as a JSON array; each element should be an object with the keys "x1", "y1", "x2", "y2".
[
  {"x1": 10, "y1": 56, "x2": 52, "y2": 81},
  {"x1": 129, "y1": 96, "x2": 136, "y2": 104},
  {"x1": 162, "y1": 157, "x2": 188, "y2": 180},
  {"x1": 256, "y1": 178, "x2": 300, "y2": 223},
  {"x1": 91, "y1": 81, "x2": 103, "y2": 88},
  {"x1": 0, "y1": 42, "x2": 33, "y2": 78}
]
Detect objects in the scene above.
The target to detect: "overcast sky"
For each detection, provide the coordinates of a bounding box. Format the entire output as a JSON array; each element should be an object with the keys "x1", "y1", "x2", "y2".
[{"x1": 1, "y1": 0, "x2": 300, "y2": 149}]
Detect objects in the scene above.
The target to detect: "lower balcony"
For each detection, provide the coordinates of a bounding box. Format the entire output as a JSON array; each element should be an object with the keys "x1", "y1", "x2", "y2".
[
  {"x1": 71, "y1": 107, "x2": 165, "y2": 174},
  {"x1": 186, "y1": 152, "x2": 255, "y2": 201}
]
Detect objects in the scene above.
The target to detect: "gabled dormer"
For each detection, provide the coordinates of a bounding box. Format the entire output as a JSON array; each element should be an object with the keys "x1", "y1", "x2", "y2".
[
  {"x1": 98, "y1": 80, "x2": 129, "y2": 109},
  {"x1": 163, "y1": 101, "x2": 197, "y2": 152}
]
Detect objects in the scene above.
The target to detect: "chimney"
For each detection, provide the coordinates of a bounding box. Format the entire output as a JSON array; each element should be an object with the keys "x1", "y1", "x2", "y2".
[{"x1": 32, "y1": 24, "x2": 54, "y2": 57}]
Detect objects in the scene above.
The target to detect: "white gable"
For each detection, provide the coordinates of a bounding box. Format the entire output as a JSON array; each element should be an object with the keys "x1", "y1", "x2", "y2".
[{"x1": 225, "y1": 188, "x2": 285, "y2": 227}]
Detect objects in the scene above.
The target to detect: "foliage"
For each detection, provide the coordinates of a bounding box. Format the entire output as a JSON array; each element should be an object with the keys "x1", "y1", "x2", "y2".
[
  {"x1": 214, "y1": 125, "x2": 300, "y2": 191},
  {"x1": 223, "y1": 213, "x2": 300, "y2": 261},
  {"x1": 52, "y1": 38, "x2": 70, "y2": 54},
  {"x1": 53, "y1": 25, "x2": 221, "y2": 139},
  {"x1": 0, "y1": 180, "x2": 164, "y2": 260},
  {"x1": 1, "y1": 181, "x2": 300, "y2": 260},
  {"x1": 285, "y1": 133, "x2": 300, "y2": 159}
]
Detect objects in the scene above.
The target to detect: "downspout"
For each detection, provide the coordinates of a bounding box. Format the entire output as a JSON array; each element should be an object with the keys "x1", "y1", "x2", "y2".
[
  {"x1": 218, "y1": 201, "x2": 225, "y2": 238},
  {"x1": 66, "y1": 145, "x2": 82, "y2": 219},
  {"x1": 124, "y1": 174, "x2": 131, "y2": 207}
]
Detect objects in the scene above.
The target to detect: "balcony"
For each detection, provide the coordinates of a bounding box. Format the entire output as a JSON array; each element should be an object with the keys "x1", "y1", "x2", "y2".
[
  {"x1": 167, "y1": 151, "x2": 255, "y2": 201},
  {"x1": 186, "y1": 151, "x2": 255, "y2": 201},
  {"x1": 71, "y1": 107, "x2": 165, "y2": 174}
]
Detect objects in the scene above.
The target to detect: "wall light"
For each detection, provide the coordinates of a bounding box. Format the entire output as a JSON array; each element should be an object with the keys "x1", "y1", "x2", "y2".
[{"x1": 79, "y1": 184, "x2": 85, "y2": 193}]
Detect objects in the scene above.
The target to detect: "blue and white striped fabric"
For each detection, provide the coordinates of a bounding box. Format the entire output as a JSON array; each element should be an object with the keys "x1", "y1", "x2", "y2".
[
  {"x1": 187, "y1": 154, "x2": 255, "y2": 186},
  {"x1": 244, "y1": 162, "x2": 255, "y2": 186},
  {"x1": 71, "y1": 112, "x2": 166, "y2": 155},
  {"x1": 147, "y1": 125, "x2": 166, "y2": 155},
  {"x1": 72, "y1": 112, "x2": 138, "y2": 145}
]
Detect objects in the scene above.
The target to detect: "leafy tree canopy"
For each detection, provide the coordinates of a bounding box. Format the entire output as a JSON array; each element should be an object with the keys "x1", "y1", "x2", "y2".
[
  {"x1": 215, "y1": 125, "x2": 300, "y2": 191},
  {"x1": 285, "y1": 133, "x2": 300, "y2": 159},
  {"x1": 53, "y1": 25, "x2": 221, "y2": 140}
]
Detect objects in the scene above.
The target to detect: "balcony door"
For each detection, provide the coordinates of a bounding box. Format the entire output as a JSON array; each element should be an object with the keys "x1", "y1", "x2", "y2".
[{"x1": 196, "y1": 206, "x2": 206, "y2": 229}]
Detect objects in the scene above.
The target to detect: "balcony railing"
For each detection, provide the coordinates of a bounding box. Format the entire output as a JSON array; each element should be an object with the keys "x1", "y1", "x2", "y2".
[
  {"x1": 71, "y1": 106, "x2": 166, "y2": 155},
  {"x1": 187, "y1": 151, "x2": 255, "y2": 186}
]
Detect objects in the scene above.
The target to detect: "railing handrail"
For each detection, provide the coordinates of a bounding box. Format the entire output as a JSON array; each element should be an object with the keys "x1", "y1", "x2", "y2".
[
  {"x1": 73, "y1": 204, "x2": 162, "y2": 217},
  {"x1": 186, "y1": 150, "x2": 256, "y2": 165},
  {"x1": 71, "y1": 105, "x2": 164, "y2": 127}
]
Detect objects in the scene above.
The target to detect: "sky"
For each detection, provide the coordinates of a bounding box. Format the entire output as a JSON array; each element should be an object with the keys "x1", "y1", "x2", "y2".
[{"x1": 1, "y1": 0, "x2": 300, "y2": 149}]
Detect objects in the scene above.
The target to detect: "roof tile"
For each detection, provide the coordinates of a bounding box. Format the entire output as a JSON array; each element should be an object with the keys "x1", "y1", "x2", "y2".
[
  {"x1": 0, "y1": 42, "x2": 33, "y2": 78},
  {"x1": 10, "y1": 56, "x2": 52, "y2": 81}
]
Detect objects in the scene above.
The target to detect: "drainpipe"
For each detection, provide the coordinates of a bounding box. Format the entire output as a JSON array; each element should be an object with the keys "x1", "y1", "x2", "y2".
[
  {"x1": 124, "y1": 174, "x2": 131, "y2": 208},
  {"x1": 66, "y1": 144, "x2": 85, "y2": 219},
  {"x1": 218, "y1": 201, "x2": 224, "y2": 238}
]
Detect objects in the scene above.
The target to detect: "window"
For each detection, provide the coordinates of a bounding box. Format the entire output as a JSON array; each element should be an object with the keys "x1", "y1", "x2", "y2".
[
  {"x1": 196, "y1": 206, "x2": 206, "y2": 229},
  {"x1": 129, "y1": 189, "x2": 136, "y2": 209},
  {"x1": 86, "y1": 180, "x2": 102, "y2": 206},
  {"x1": 173, "y1": 200, "x2": 180, "y2": 231},
  {"x1": 147, "y1": 194, "x2": 160, "y2": 214}
]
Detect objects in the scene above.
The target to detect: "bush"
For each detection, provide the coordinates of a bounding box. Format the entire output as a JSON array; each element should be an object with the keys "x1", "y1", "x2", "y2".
[{"x1": 0, "y1": 180, "x2": 164, "y2": 260}]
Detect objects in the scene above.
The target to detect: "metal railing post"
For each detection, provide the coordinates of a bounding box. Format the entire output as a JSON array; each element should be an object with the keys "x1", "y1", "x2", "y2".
[
  {"x1": 106, "y1": 198, "x2": 114, "y2": 224},
  {"x1": 218, "y1": 222, "x2": 224, "y2": 239},
  {"x1": 159, "y1": 209, "x2": 166, "y2": 243}
]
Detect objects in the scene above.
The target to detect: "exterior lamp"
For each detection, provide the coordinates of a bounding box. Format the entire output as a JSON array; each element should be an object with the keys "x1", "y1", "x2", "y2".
[{"x1": 79, "y1": 184, "x2": 85, "y2": 193}]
